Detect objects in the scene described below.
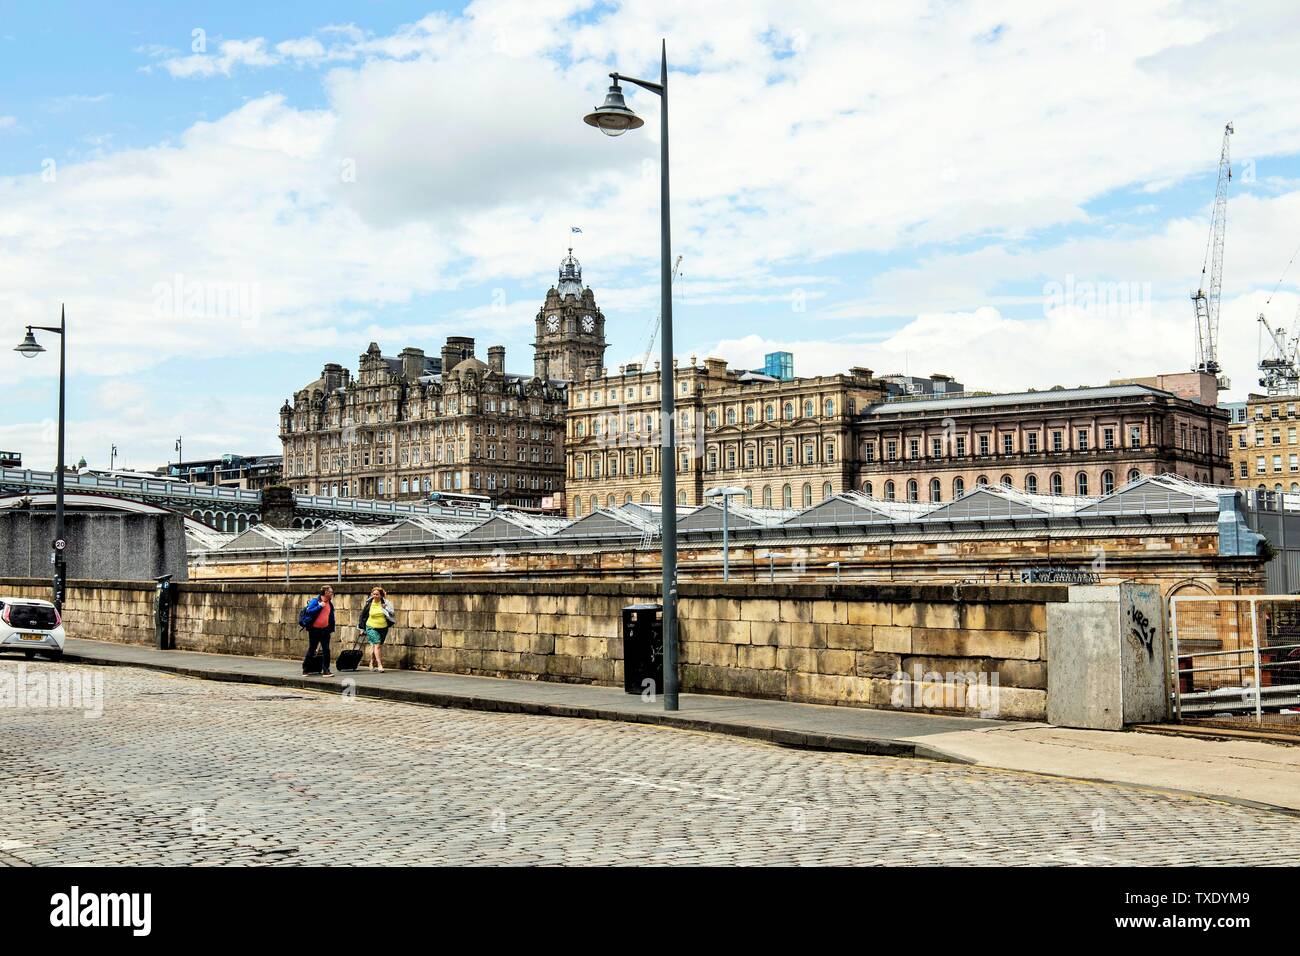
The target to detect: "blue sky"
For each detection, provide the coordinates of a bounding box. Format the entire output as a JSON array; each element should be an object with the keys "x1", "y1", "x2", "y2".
[{"x1": 4, "y1": 1, "x2": 1300, "y2": 471}]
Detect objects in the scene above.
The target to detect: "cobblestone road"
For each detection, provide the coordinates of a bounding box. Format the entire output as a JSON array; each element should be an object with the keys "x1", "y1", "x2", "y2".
[{"x1": 2, "y1": 661, "x2": 1298, "y2": 865}]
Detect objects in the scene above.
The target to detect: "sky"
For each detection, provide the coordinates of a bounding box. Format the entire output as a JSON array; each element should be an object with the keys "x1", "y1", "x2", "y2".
[{"x1": 4, "y1": 0, "x2": 1300, "y2": 471}]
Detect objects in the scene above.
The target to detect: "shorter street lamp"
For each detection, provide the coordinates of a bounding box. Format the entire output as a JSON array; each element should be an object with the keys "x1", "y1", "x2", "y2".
[
  {"x1": 15, "y1": 307, "x2": 67, "y2": 611},
  {"x1": 758, "y1": 550, "x2": 787, "y2": 584},
  {"x1": 326, "y1": 520, "x2": 355, "y2": 582},
  {"x1": 705, "y1": 486, "x2": 745, "y2": 582},
  {"x1": 828, "y1": 561, "x2": 842, "y2": 583}
]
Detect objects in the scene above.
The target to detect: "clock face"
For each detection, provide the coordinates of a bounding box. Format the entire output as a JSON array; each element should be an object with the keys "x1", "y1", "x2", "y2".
[
  {"x1": 545, "y1": 315, "x2": 559, "y2": 333},
  {"x1": 581, "y1": 315, "x2": 595, "y2": 333}
]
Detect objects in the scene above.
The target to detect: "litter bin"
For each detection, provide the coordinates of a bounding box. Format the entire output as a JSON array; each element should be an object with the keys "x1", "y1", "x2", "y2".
[
  {"x1": 622, "y1": 603, "x2": 663, "y2": 695},
  {"x1": 154, "y1": 574, "x2": 177, "y2": 650}
]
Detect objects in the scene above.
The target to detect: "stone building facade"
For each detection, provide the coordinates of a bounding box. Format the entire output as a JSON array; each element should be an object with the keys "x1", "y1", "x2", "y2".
[
  {"x1": 855, "y1": 377, "x2": 1230, "y2": 503},
  {"x1": 1227, "y1": 391, "x2": 1300, "y2": 494},
  {"x1": 565, "y1": 359, "x2": 885, "y2": 516},
  {"x1": 280, "y1": 253, "x2": 608, "y2": 508},
  {"x1": 567, "y1": 364, "x2": 1230, "y2": 514}
]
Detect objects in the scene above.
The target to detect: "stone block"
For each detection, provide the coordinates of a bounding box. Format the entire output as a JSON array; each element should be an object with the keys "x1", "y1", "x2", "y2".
[
  {"x1": 855, "y1": 651, "x2": 902, "y2": 679},
  {"x1": 811, "y1": 601, "x2": 848, "y2": 624},
  {"x1": 737, "y1": 645, "x2": 777, "y2": 670},
  {"x1": 911, "y1": 627, "x2": 1040, "y2": 661},
  {"x1": 872, "y1": 625, "x2": 912, "y2": 654},
  {"x1": 892, "y1": 602, "x2": 961, "y2": 629},
  {"x1": 819, "y1": 623, "x2": 873, "y2": 650}
]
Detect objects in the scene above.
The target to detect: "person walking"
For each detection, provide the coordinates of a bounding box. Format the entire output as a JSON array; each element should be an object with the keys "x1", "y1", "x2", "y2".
[
  {"x1": 357, "y1": 586, "x2": 395, "y2": 672},
  {"x1": 300, "y1": 585, "x2": 336, "y2": 677}
]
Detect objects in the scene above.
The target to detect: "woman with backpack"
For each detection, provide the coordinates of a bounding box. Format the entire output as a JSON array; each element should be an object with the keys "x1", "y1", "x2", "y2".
[
  {"x1": 300, "y1": 585, "x2": 336, "y2": 677},
  {"x1": 357, "y1": 586, "x2": 395, "y2": 672}
]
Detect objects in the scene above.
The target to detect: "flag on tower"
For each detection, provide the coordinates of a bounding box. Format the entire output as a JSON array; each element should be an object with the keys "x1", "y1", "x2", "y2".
[{"x1": 570, "y1": 226, "x2": 582, "y2": 234}]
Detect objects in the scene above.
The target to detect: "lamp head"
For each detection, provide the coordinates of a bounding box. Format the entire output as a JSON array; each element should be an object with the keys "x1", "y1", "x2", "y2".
[
  {"x1": 583, "y1": 80, "x2": 644, "y2": 137},
  {"x1": 15, "y1": 328, "x2": 44, "y2": 358}
]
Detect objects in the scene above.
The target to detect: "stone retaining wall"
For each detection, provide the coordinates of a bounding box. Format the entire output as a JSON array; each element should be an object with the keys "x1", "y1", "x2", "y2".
[{"x1": 3, "y1": 578, "x2": 1065, "y2": 719}]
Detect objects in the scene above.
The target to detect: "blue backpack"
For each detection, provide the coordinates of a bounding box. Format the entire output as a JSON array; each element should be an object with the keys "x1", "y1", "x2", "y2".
[{"x1": 298, "y1": 598, "x2": 319, "y2": 629}]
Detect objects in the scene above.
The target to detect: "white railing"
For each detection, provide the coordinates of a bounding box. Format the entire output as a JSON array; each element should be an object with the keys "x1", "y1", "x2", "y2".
[{"x1": 0, "y1": 466, "x2": 261, "y2": 503}]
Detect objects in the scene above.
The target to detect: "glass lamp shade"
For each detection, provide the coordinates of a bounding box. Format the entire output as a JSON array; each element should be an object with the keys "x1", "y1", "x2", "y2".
[
  {"x1": 583, "y1": 82, "x2": 644, "y2": 137},
  {"x1": 15, "y1": 329, "x2": 44, "y2": 357}
]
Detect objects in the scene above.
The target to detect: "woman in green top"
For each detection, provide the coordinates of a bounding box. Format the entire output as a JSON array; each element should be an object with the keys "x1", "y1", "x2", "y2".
[{"x1": 357, "y1": 586, "x2": 396, "y2": 671}]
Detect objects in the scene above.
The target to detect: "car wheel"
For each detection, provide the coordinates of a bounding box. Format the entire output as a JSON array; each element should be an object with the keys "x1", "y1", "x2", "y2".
[{"x1": 23, "y1": 651, "x2": 35, "y2": 660}]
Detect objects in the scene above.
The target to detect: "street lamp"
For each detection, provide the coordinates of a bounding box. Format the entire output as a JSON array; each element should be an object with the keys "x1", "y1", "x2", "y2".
[
  {"x1": 705, "y1": 486, "x2": 745, "y2": 581},
  {"x1": 15, "y1": 306, "x2": 67, "y2": 611},
  {"x1": 828, "y1": 561, "x2": 842, "y2": 583},
  {"x1": 326, "y1": 519, "x2": 355, "y2": 582},
  {"x1": 759, "y1": 550, "x2": 787, "y2": 584},
  {"x1": 585, "y1": 40, "x2": 681, "y2": 711}
]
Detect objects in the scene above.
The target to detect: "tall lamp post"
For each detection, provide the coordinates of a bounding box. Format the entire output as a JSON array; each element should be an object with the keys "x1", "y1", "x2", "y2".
[
  {"x1": 705, "y1": 486, "x2": 745, "y2": 581},
  {"x1": 15, "y1": 306, "x2": 67, "y2": 610},
  {"x1": 585, "y1": 40, "x2": 681, "y2": 710}
]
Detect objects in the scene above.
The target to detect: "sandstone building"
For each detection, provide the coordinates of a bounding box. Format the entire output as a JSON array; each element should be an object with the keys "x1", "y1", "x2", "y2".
[
  {"x1": 1226, "y1": 391, "x2": 1300, "y2": 494},
  {"x1": 279, "y1": 252, "x2": 608, "y2": 508}
]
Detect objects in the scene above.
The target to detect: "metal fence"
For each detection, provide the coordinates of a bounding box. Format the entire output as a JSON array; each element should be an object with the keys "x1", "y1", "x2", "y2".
[{"x1": 1170, "y1": 594, "x2": 1300, "y2": 722}]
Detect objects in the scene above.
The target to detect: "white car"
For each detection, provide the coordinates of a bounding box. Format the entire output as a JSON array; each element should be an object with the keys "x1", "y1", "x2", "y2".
[{"x1": 0, "y1": 597, "x2": 65, "y2": 661}]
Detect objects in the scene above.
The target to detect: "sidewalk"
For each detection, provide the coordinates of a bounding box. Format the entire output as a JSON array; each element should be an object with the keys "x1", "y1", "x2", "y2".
[{"x1": 60, "y1": 638, "x2": 1300, "y2": 814}]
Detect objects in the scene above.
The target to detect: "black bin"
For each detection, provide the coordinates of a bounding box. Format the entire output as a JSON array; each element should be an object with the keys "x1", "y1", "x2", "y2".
[{"x1": 622, "y1": 603, "x2": 663, "y2": 695}]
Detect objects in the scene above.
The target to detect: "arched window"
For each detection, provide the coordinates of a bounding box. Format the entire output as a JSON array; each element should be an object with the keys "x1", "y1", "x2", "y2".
[
  {"x1": 708, "y1": 410, "x2": 718, "y2": 428},
  {"x1": 884, "y1": 480, "x2": 896, "y2": 501},
  {"x1": 744, "y1": 487, "x2": 753, "y2": 505},
  {"x1": 824, "y1": 399, "x2": 834, "y2": 416},
  {"x1": 574, "y1": 499, "x2": 584, "y2": 518},
  {"x1": 764, "y1": 404, "x2": 774, "y2": 421},
  {"x1": 907, "y1": 479, "x2": 919, "y2": 502},
  {"x1": 976, "y1": 475, "x2": 988, "y2": 487},
  {"x1": 1025, "y1": 474, "x2": 1038, "y2": 493},
  {"x1": 802, "y1": 483, "x2": 813, "y2": 507},
  {"x1": 822, "y1": 481, "x2": 833, "y2": 501},
  {"x1": 1076, "y1": 472, "x2": 1088, "y2": 496},
  {"x1": 783, "y1": 402, "x2": 794, "y2": 420},
  {"x1": 745, "y1": 406, "x2": 755, "y2": 424},
  {"x1": 607, "y1": 494, "x2": 616, "y2": 508},
  {"x1": 726, "y1": 407, "x2": 736, "y2": 425},
  {"x1": 1050, "y1": 473, "x2": 1063, "y2": 496},
  {"x1": 625, "y1": 493, "x2": 633, "y2": 504},
  {"x1": 782, "y1": 484, "x2": 793, "y2": 508},
  {"x1": 1000, "y1": 474, "x2": 1013, "y2": 488},
  {"x1": 679, "y1": 491, "x2": 687, "y2": 505},
  {"x1": 929, "y1": 478, "x2": 942, "y2": 502},
  {"x1": 863, "y1": 480, "x2": 874, "y2": 497},
  {"x1": 590, "y1": 494, "x2": 599, "y2": 513},
  {"x1": 641, "y1": 491, "x2": 651, "y2": 503},
  {"x1": 953, "y1": 477, "x2": 965, "y2": 497},
  {"x1": 1127, "y1": 468, "x2": 1140, "y2": 483},
  {"x1": 804, "y1": 400, "x2": 815, "y2": 417},
  {"x1": 763, "y1": 486, "x2": 772, "y2": 507},
  {"x1": 1102, "y1": 470, "x2": 1115, "y2": 495}
]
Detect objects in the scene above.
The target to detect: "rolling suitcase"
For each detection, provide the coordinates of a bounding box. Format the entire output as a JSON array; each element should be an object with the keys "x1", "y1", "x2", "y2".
[
  {"x1": 337, "y1": 635, "x2": 364, "y2": 672},
  {"x1": 302, "y1": 648, "x2": 324, "y2": 675}
]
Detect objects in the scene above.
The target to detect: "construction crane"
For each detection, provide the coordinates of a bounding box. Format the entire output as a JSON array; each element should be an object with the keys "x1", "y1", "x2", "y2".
[
  {"x1": 640, "y1": 255, "x2": 683, "y2": 370},
  {"x1": 1191, "y1": 122, "x2": 1233, "y2": 387},
  {"x1": 1258, "y1": 309, "x2": 1300, "y2": 394}
]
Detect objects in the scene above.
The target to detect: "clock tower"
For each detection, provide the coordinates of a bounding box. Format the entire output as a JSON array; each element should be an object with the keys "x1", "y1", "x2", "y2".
[{"x1": 534, "y1": 249, "x2": 607, "y2": 381}]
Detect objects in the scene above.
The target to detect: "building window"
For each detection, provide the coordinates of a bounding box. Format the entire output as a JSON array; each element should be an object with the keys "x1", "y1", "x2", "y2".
[
  {"x1": 1076, "y1": 472, "x2": 1089, "y2": 496},
  {"x1": 909, "y1": 438, "x2": 920, "y2": 459},
  {"x1": 763, "y1": 486, "x2": 772, "y2": 507},
  {"x1": 726, "y1": 408, "x2": 736, "y2": 425},
  {"x1": 765, "y1": 404, "x2": 774, "y2": 421},
  {"x1": 1025, "y1": 474, "x2": 1038, "y2": 493},
  {"x1": 824, "y1": 399, "x2": 834, "y2": 416},
  {"x1": 955, "y1": 436, "x2": 966, "y2": 456},
  {"x1": 1027, "y1": 434, "x2": 1039, "y2": 453},
  {"x1": 1101, "y1": 470, "x2": 1115, "y2": 494},
  {"x1": 745, "y1": 407, "x2": 755, "y2": 424},
  {"x1": 802, "y1": 483, "x2": 813, "y2": 507},
  {"x1": 863, "y1": 481, "x2": 874, "y2": 497},
  {"x1": 931, "y1": 438, "x2": 943, "y2": 458},
  {"x1": 953, "y1": 477, "x2": 965, "y2": 497},
  {"x1": 1077, "y1": 430, "x2": 1089, "y2": 451},
  {"x1": 886, "y1": 440, "x2": 898, "y2": 461},
  {"x1": 1103, "y1": 428, "x2": 1115, "y2": 450},
  {"x1": 782, "y1": 484, "x2": 792, "y2": 508},
  {"x1": 783, "y1": 402, "x2": 794, "y2": 420},
  {"x1": 978, "y1": 435, "x2": 989, "y2": 456},
  {"x1": 1129, "y1": 426, "x2": 1141, "y2": 448},
  {"x1": 929, "y1": 478, "x2": 941, "y2": 502},
  {"x1": 1002, "y1": 435, "x2": 1013, "y2": 455},
  {"x1": 884, "y1": 480, "x2": 896, "y2": 501},
  {"x1": 907, "y1": 479, "x2": 919, "y2": 502},
  {"x1": 976, "y1": 475, "x2": 988, "y2": 486},
  {"x1": 1051, "y1": 431, "x2": 1063, "y2": 452},
  {"x1": 822, "y1": 481, "x2": 832, "y2": 501},
  {"x1": 1050, "y1": 473, "x2": 1063, "y2": 495}
]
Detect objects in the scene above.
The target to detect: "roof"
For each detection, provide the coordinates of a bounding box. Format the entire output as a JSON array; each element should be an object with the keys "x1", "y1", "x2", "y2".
[
  {"x1": 863, "y1": 383, "x2": 1173, "y2": 416},
  {"x1": 919, "y1": 485, "x2": 1090, "y2": 522},
  {"x1": 457, "y1": 511, "x2": 571, "y2": 541},
  {"x1": 677, "y1": 501, "x2": 797, "y2": 533},
  {"x1": 295, "y1": 523, "x2": 398, "y2": 549}
]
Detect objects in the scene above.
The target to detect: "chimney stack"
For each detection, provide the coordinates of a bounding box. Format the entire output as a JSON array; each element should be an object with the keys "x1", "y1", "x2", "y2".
[
  {"x1": 441, "y1": 336, "x2": 475, "y2": 374},
  {"x1": 488, "y1": 345, "x2": 505, "y2": 374},
  {"x1": 399, "y1": 347, "x2": 425, "y2": 382}
]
